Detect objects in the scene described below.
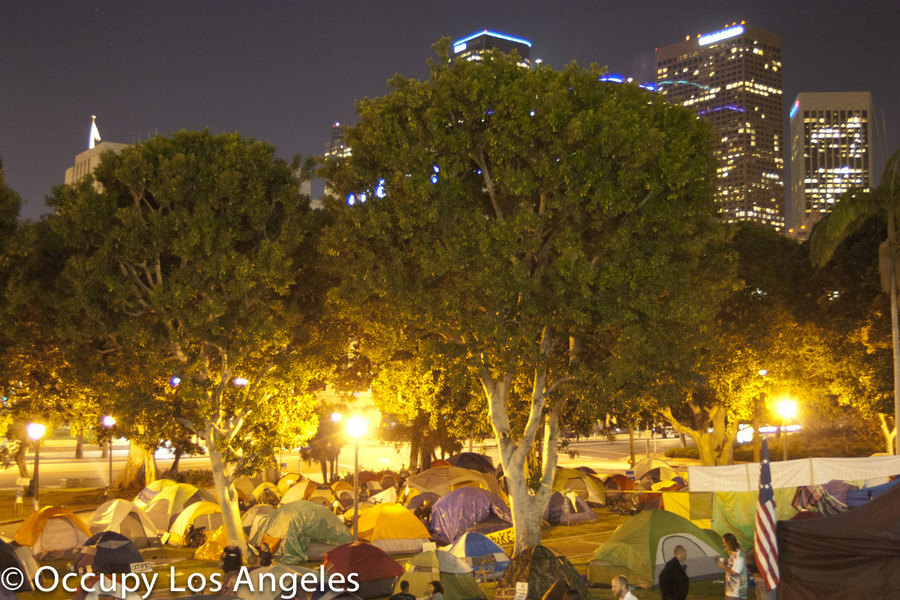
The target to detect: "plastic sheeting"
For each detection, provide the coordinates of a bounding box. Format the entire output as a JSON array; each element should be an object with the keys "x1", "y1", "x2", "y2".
[
  {"x1": 688, "y1": 455, "x2": 900, "y2": 492},
  {"x1": 429, "y1": 487, "x2": 511, "y2": 544}
]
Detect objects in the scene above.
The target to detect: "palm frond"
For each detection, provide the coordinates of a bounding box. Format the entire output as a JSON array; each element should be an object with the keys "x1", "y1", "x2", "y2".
[{"x1": 809, "y1": 187, "x2": 881, "y2": 267}]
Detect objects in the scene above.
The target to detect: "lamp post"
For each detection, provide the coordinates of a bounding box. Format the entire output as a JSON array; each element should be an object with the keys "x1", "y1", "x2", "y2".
[
  {"x1": 346, "y1": 416, "x2": 367, "y2": 541},
  {"x1": 26, "y1": 423, "x2": 46, "y2": 511},
  {"x1": 103, "y1": 416, "x2": 116, "y2": 488},
  {"x1": 777, "y1": 399, "x2": 797, "y2": 461}
]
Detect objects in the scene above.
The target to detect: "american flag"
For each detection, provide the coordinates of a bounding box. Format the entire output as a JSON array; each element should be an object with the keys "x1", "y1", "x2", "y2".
[{"x1": 755, "y1": 438, "x2": 780, "y2": 590}]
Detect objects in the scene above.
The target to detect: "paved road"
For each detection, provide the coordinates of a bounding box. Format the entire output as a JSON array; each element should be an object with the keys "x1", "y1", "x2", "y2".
[{"x1": 0, "y1": 433, "x2": 689, "y2": 491}]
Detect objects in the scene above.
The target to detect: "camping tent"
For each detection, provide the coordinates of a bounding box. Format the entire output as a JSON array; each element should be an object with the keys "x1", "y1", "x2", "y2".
[
  {"x1": 277, "y1": 473, "x2": 302, "y2": 495},
  {"x1": 497, "y1": 545, "x2": 586, "y2": 600},
  {"x1": 430, "y1": 487, "x2": 511, "y2": 544},
  {"x1": 242, "y1": 504, "x2": 276, "y2": 538},
  {"x1": 445, "y1": 532, "x2": 510, "y2": 582},
  {"x1": 167, "y1": 500, "x2": 223, "y2": 546},
  {"x1": 250, "y1": 500, "x2": 351, "y2": 564},
  {"x1": 396, "y1": 549, "x2": 485, "y2": 600},
  {"x1": 194, "y1": 524, "x2": 229, "y2": 561},
  {"x1": 406, "y1": 466, "x2": 504, "y2": 499},
  {"x1": 234, "y1": 476, "x2": 259, "y2": 505},
  {"x1": 447, "y1": 453, "x2": 495, "y2": 474},
  {"x1": 324, "y1": 542, "x2": 404, "y2": 599},
  {"x1": 353, "y1": 503, "x2": 430, "y2": 554},
  {"x1": 251, "y1": 482, "x2": 282, "y2": 507},
  {"x1": 87, "y1": 499, "x2": 162, "y2": 547},
  {"x1": 143, "y1": 483, "x2": 216, "y2": 531},
  {"x1": 542, "y1": 491, "x2": 596, "y2": 526},
  {"x1": 586, "y1": 510, "x2": 726, "y2": 587},
  {"x1": 132, "y1": 478, "x2": 178, "y2": 510},
  {"x1": 74, "y1": 531, "x2": 144, "y2": 573},
  {"x1": 234, "y1": 564, "x2": 320, "y2": 600},
  {"x1": 845, "y1": 477, "x2": 900, "y2": 507},
  {"x1": 553, "y1": 468, "x2": 605, "y2": 506},
  {"x1": 777, "y1": 481, "x2": 900, "y2": 599},
  {"x1": 0, "y1": 539, "x2": 37, "y2": 592},
  {"x1": 14, "y1": 506, "x2": 91, "y2": 558}
]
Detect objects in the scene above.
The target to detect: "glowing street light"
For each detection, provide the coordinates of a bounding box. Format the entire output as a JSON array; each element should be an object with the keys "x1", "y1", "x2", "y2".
[
  {"x1": 346, "y1": 416, "x2": 367, "y2": 541},
  {"x1": 777, "y1": 399, "x2": 797, "y2": 461},
  {"x1": 103, "y1": 416, "x2": 116, "y2": 488},
  {"x1": 26, "y1": 422, "x2": 46, "y2": 511}
]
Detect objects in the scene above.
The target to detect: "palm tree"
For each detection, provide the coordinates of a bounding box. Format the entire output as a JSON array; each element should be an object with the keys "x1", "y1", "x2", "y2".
[{"x1": 810, "y1": 149, "x2": 900, "y2": 454}]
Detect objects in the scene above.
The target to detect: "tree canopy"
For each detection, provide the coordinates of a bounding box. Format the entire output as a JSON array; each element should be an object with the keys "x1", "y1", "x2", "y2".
[
  {"x1": 321, "y1": 43, "x2": 732, "y2": 550},
  {"x1": 46, "y1": 130, "x2": 329, "y2": 553}
]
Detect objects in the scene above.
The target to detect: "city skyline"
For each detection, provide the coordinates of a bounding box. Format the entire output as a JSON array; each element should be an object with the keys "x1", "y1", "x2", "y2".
[{"x1": 3, "y1": 1, "x2": 899, "y2": 221}]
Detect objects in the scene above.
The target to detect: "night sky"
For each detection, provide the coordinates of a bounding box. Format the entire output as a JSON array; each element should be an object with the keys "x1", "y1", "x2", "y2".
[{"x1": 3, "y1": 1, "x2": 899, "y2": 221}]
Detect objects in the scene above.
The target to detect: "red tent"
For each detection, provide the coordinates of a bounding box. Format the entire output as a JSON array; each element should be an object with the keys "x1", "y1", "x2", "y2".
[{"x1": 324, "y1": 542, "x2": 404, "y2": 599}]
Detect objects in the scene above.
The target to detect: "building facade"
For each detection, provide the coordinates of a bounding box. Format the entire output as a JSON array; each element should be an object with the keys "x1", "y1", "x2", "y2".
[
  {"x1": 788, "y1": 92, "x2": 874, "y2": 236},
  {"x1": 655, "y1": 23, "x2": 784, "y2": 230},
  {"x1": 452, "y1": 30, "x2": 531, "y2": 68},
  {"x1": 64, "y1": 141, "x2": 129, "y2": 185}
]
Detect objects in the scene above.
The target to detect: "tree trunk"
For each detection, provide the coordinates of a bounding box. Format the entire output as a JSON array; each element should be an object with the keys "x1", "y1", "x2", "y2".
[
  {"x1": 171, "y1": 447, "x2": 183, "y2": 474},
  {"x1": 208, "y1": 439, "x2": 248, "y2": 557},
  {"x1": 890, "y1": 253, "x2": 900, "y2": 455},
  {"x1": 408, "y1": 434, "x2": 419, "y2": 472},
  {"x1": 75, "y1": 434, "x2": 84, "y2": 459},
  {"x1": 100, "y1": 441, "x2": 108, "y2": 459},
  {"x1": 320, "y1": 459, "x2": 329, "y2": 483},
  {"x1": 16, "y1": 439, "x2": 29, "y2": 477},
  {"x1": 627, "y1": 427, "x2": 636, "y2": 467},
  {"x1": 752, "y1": 393, "x2": 764, "y2": 463},
  {"x1": 118, "y1": 441, "x2": 156, "y2": 488}
]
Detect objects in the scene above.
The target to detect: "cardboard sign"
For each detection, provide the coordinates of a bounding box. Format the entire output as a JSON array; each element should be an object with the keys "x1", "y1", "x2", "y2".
[
  {"x1": 16, "y1": 478, "x2": 31, "y2": 487},
  {"x1": 485, "y1": 527, "x2": 515, "y2": 545},
  {"x1": 130, "y1": 562, "x2": 154, "y2": 573},
  {"x1": 515, "y1": 582, "x2": 528, "y2": 600},
  {"x1": 494, "y1": 588, "x2": 517, "y2": 600},
  {"x1": 422, "y1": 542, "x2": 437, "y2": 552}
]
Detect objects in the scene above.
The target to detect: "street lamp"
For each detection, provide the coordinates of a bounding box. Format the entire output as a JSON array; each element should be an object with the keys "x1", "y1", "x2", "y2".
[
  {"x1": 26, "y1": 422, "x2": 46, "y2": 511},
  {"x1": 346, "y1": 416, "x2": 367, "y2": 541},
  {"x1": 777, "y1": 399, "x2": 797, "y2": 461},
  {"x1": 103, "y1": 416, "x2": 116, "y2": 488}
]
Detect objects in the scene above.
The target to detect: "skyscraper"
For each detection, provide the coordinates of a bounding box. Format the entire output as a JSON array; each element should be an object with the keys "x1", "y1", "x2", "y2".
[
  {"x1": 452, "y1": 30, "x2": 532, "y2": 68},
  {"x1": 788, "y1": 92, "x2": 874, "y2": 235},
  {"x1": 655, "y1": 23, "x2": 784, "y2": 230},
  {"x1": 325, "y1": 122, "x2": 351, "y2": 160}
]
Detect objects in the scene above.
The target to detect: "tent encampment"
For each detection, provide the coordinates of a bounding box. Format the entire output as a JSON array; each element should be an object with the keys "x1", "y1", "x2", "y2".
[
  {"x1": 777, "y1": 480, "x2": 900, "y2": 599},
  {"x1": 395, "y1": 549, "x2": 485, "y2": 600},
  {"x1": 352, "y1": 503, "x2": 430, "y2": 554},
  {"x1": 542, "y1": 491, "x2": 596, "y2": 526},
  {"x1": 87, "y1": 499, "x2": 162, "y2": 547},
  {"x1": 586, "y1": 510, "x2": 725, "y2": 587},
  {"x1": 324, "y1": 542, "x2": 404, "y2": 599},
  {"x1": 497, "y1": 545, "x2": 586, "y2": 600},
  {"x1": 445, "y1": 532, "x2": 510, "y2": 582},
  {"x1": 430, "y1": 487, "x2": 511, "y2": 544},
  {"x1": 242, "y1": 504, "x2": 276, "y2": 538},
  {"x1": 14, "y1": 506, "x2": 91, "y2": 559},
  {"x1": 250, "y1": 500, "x2": 351, "y2": 564},
  {"x1": 406, "y1": 466, "x2": 504, "y2": 499},
  {"x1": 251, "y1": 482, "x2": 282, "y2": 507}
]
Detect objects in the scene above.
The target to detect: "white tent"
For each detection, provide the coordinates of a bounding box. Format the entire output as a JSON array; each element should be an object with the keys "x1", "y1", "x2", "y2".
[{"x1": 88, "y1": 499, "x2": 161, "y2": 547}]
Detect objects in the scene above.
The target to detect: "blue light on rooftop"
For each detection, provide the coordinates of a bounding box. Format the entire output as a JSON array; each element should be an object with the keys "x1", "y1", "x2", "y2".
[
  {"x1": 698, "y1": 25, "x2": 745, "y2": 46},
  {"x1": 789, "y1": 100, "x2": 800, "y2": 119},
  {"x1": 697, "y1": 105, "x2": 746, "y2": 116},
  {"x1": 453, "y1": 30, "x2": 533, "y2": 50}
]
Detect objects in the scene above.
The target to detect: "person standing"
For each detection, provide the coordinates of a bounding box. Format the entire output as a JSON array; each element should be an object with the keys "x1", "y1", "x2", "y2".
[
  {"x1": 611, "y1": 575, "x2": 638, "y2": 600},
  {"x1": 425, "y1": 581, "x2": 444, "y2": 600},
  {"x1": 658, "y1": 545, "x2": 689, "y2": 600},
  {"x1": 715, "y1": 533, "x2": 748, "y2": 600},
  {"x1": 388, "y1": 580, "x2": 416, "y2": 600}
]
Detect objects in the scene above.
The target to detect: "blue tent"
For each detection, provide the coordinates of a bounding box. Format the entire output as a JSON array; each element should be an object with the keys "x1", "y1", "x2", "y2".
[
  {"x1": 446, "y1": 532, "x2": 510, "y2": 582},
  {"x1": 430, "y1": 487, "x2": 511, "y2": 544},
  {"x1": 845, "y1": 477, "x2": 900, "y2": 507}
]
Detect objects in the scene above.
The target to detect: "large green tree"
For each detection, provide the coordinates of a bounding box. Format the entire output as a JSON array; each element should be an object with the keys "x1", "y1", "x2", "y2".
[
  {"x1": 321, "y1": 44, "x2": 730, "y2": 550},
  {"x1": 810, "y1": 149, "x2": 900, "y2": 454},
  {"x1": 47, "y1": 131, "x2": 327, "y2": 554}
]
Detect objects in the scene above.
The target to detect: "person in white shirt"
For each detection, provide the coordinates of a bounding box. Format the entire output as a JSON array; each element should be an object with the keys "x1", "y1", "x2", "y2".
[
  {"x1": 611, "y1": 575, "x2": 638, "y2": 600},
  {"x1": 715, "y1": 533, "x2": 748, "y2": 600}
]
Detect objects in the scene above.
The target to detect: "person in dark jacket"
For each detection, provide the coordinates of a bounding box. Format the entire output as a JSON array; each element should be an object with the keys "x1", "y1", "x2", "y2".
[{"x1": 658, "y1": 545, "x2": 689, "y2": 600}]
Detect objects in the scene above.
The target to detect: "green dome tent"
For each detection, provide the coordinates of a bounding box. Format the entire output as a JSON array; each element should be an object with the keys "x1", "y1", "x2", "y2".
[
  {"x1": 250, "y1": 499, "x2": 351, "y2": 564},
  {"x1": 395, "y1": 549, "x2": 485, "y2": 600},
  {"x1": 587, "y1": 510, "x2": 726, "y2": 587}
]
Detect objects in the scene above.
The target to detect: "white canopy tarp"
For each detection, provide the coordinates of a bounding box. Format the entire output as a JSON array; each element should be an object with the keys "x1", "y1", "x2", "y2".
[{"x1": 688, "y1": 455, "x2": 900, "y2": 492}]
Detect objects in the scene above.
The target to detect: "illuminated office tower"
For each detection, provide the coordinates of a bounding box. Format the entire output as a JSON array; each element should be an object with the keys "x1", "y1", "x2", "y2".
[
  {"x1": 325, "y1": 122, "x2": 351, "y2": 160},
  {"x1": 655, "y1": 23, "x2": 784, "y2": 230},
  {"x1": 788, "y1": 92, "x2": 874, "y2": 235},
  {"x1": 452, "y1": 30, "x2": 532, "y2": 68}
]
